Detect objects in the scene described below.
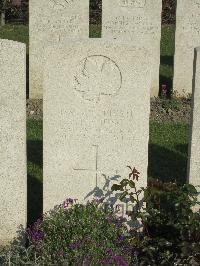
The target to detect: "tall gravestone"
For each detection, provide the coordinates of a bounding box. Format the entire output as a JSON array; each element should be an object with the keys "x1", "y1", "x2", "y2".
[
  {"x1": 102, "y1": 0, "x2": 162, "y2": 97},
  {"x1": 43, "y1": 40, "x2": 152, "y2": 212},
  {"x1": 29, "y1": 0, "x2": 89, "y2": 99},
  {"x1": 0, "y1": 40, "x2": 26, "y2": 245},
  {"x1": 174, "y1": 0, "x2": 200, "y2": 96},
  {"x1": 188, "y1": 47, "x2": 200, "y2": 210}
]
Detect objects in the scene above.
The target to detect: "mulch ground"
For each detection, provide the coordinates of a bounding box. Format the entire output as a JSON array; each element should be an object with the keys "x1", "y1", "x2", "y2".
[{"x1": 27, "y1": 97, "x2": 192, "y2": 124}]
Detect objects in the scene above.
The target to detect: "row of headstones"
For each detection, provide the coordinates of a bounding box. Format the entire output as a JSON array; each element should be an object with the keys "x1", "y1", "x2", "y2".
[
  {"x1": 0, "y1": 37, "x2": 199, "y2": 245},
  {"x1": 29, "y1": 0, "x2": 200, "y2": 99},
  {"x1": 0, "y1": 0, "x2": 200, "y2": 244}
]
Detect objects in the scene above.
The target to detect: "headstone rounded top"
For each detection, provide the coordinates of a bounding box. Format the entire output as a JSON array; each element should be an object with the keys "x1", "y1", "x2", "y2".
[
  {"x1": 0, "y1": 39, "x2": 25, "y2": 49},
  {"x1": 50, "y1": 0, "x2": 79, "y2": 9}
]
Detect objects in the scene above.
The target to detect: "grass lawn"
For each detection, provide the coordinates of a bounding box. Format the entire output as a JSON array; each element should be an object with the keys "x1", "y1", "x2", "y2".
[
  {"x1": 27, "y1": 120, "x2": 189, "y2": 223},
  {"x1": 160, "y1": 25, "x2": 175, "y2": 92},
  {"x1": 149, "y1": 122, "x2": 189, "y2": 184},
  {"x1": 0, "y1": 24, "x2": 29, "y2": 52}
]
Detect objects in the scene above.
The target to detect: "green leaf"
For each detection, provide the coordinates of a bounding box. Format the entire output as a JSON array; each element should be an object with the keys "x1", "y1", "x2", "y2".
[
  {"x1": 128, "y1": 180, "x2": 136, "y2": 188},
  {"x1": 120, "y1": 179, "x2": 129, "y2": 186},
  {"x1": 184, "y1": 184, "x2": 198, "y2": 194},
  {"x1": 130, "y1": 195, "x2": 136, "y2": 203},
  {"x1": 119, "y1": 191, "x2": 128, "y2": 200},
  {"x1": 111, "y1": 184, "x2": 122, "y2": 191}
]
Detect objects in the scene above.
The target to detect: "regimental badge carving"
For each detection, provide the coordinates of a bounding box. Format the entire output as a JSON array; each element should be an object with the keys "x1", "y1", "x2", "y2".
[
  {"x1": 50, "y1": 0, "x2": 76, "y2": 9},
  {"x1": 73, "y1": 55, "x2": 122, "y2": 103},
  {"x1": 119, "y1": 0, "x2": 146, "y2": 8}
]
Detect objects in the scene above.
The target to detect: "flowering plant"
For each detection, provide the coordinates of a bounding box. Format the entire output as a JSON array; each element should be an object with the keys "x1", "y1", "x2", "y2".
[
  {"x1": 27, "y1": 198, "x2": 131, "y2": 265},
  {"x1": 112, "y1": 167, "x2": 200, "y2": 265}
]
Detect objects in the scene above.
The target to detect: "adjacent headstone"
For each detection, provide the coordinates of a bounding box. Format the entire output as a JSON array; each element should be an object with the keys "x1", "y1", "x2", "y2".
[
  {"x1": 102, "y1": 0, "x2": 162, "y2": 97},
  {"x1": 0, "y1": 40, "x2": 26, "y2": 245},
  {"x1": 43, "y1": 40, "x2": 152, "y2": 212},
  {"x1": 188, "y1": 47, "x2": 200, "y2": 210},
  {"x1": 174, "y1": 0, "x2": 200, "y2": 96},
  {"x1": 29, "y1": 0, "x2": 89, "y2": 99}
]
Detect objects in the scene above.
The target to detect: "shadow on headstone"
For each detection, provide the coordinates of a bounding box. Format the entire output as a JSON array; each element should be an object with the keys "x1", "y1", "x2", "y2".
[
  {"x1": 84, "y1": 174, "x2": 121, "y2": 206},
  {"x1": 84, "y1": 174, "x2": 144, "y2": 230},
  {"x1": 148, "y1": 144, "x2": 188, "y2": 184},
  {"x1": 11, "y1": 225, "x2": 26, "y2": 247}
]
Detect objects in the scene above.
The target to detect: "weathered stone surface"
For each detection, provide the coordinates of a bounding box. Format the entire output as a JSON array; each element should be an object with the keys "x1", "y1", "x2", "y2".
[
  {"x1": 174, "y1": 0, "x2": 200, "y2": 96},
  {"x1": 0, "y1": 40, "x2": 26, "y2": 245},
  {"x1": 102, "y1": 0, "x2": 162, "y2": 97},
  {"x1": 188, "y1": 47, "x2": 200, "y2": 210},
  {"x1": 29, "y1": 0, "x2": 89, "y2": 99},
  {"x1": 43, "y1": 40, "x2": 151, "y2": 212}
]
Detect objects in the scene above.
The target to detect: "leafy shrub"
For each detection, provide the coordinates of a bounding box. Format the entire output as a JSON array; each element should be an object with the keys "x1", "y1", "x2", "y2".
[
  {"x1": 0, "y1": 245, "x2": 40, "y2": 265},
  {"x1": 1, "y1": 168, "x2": 199, "y2": 265},
  {"x1": 27, "y1": 199, "x2": 131, "y2": 265},
  {"x1": 112, "y1": 167, "x2": 200, "y2": 265}
]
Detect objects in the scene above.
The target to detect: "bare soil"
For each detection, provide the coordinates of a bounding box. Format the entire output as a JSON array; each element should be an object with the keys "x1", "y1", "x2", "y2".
[{"x1": 27, "y1": 98, "x2": 192, "y2": 124}]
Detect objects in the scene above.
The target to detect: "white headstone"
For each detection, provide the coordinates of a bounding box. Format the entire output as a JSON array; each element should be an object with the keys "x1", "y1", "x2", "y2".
[
  {"x1": 102, "y1": 0, "x2": 162, "y2": 97},
  {"x1": 29, "y1": 0, "x2": 89, "y2": 99},
  {"x1": 0, "y1": 40, "x2": 26, "y2": 245},
  {"x1": 43, "y1": 40, "x2": 152, "y2": 212},
  {"x1": 188, "y1": 47, "x2": 200, "y2": 210},
  {"x1": 174, "y1": 0, "x2": 200, "y2": 96}
]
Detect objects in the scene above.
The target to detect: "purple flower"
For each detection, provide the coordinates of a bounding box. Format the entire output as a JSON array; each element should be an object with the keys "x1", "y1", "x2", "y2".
[
  {"x1": 27, "y1": 218, "x2": 44, "y2": 248},
  {"x1": 70, "y1": 240, "x2": 81, "y2": 249},
  {"x1": 58, "y1": 250, "x2": 65, "y2": 257},
  {"x1": 118, "y1": 234, "x2": 126, "y2": 241},
  {"x1": 83, "y1": 256, "x2": 92, "y2": 265},
  {"x1": 102, "y1": 249, "x2": 129, "y2": 265},
  {"x1": 107, "y1": 214, "x2": 114, "y2": 223},
  {"x1": 161, "y1": 84, "x2": 168, "y2": 96},
  {"x1": 63, "y1": 198, "x2": 78, "y2": 209},
  {"x1": 92, "y1": 197, "x2": 105, "y2": 205}
]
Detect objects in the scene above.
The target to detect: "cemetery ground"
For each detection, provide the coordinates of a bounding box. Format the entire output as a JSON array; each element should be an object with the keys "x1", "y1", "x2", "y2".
[
  {"x1": 0, "y1": 24, "x2": 191, "y2": 224},
  {"x1": 27, "y1": 119, "x2": 189, "y2": 224},
  {"x1": 1, "y1": 17, "x2": 200, "y2": 264}
]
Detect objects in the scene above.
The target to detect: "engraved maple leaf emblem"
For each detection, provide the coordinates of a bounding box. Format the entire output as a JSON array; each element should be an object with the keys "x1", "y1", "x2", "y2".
[{"x1": 73, "y1": 55, "x2": 122, "y2": 103}]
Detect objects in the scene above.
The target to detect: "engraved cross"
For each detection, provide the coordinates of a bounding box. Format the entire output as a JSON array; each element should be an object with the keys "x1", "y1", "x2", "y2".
[
  {"x1": 73, "y1": 145, "x2": 118, "y2": 187},
  {"x1": 73, "y1": 145, "x2": 100, "y2": 187}
]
